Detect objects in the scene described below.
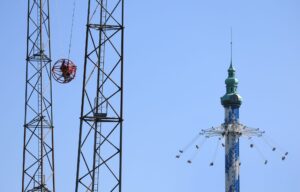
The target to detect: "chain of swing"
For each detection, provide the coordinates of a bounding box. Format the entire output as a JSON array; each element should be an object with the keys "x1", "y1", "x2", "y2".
[{"x1": 67, "y1": 0, "x2": 77, "y2": 60}]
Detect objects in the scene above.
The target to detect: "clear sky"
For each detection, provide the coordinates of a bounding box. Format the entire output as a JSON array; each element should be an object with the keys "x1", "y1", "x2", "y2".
[{"x1": 0, "y1": 0, "x2": 300, "y2": 191}]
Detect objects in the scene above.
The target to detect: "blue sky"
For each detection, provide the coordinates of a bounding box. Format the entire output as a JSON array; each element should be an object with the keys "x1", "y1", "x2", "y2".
[{"x1": 0, "y1": 0, "x2": 300, "y2": 191}]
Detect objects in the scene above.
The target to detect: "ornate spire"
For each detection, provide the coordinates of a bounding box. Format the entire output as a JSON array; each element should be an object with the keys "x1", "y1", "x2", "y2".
[
  {"x1": 228, "y1": 28, "x2": 235, "y2": 80},
  {"x1": 221, "y1": 40, "x2": 242, "y2": 108},
  {"x1": 225, "y1": 64, "x2": 238, "y2": 94}
]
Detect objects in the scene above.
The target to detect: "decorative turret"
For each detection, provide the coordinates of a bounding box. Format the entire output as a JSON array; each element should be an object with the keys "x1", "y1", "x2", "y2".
[{"x1": 221, "y1": 63, "x2": 242, "y2": 108}]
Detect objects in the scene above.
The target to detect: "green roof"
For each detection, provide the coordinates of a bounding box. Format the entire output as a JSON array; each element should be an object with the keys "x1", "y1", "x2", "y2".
[{"x1": 221, "y1": 63, "x2": 242, "y2": 107}]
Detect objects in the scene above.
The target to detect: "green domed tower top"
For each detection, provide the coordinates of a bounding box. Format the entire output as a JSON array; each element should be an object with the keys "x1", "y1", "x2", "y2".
[{"x1": 221, "y1": 62, "x2": 242, "y2": 108}]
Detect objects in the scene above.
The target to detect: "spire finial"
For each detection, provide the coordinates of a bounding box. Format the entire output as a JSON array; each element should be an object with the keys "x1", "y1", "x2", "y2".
[{"x1": 230, "y1": 28, "x2": 233, "y2": 68}]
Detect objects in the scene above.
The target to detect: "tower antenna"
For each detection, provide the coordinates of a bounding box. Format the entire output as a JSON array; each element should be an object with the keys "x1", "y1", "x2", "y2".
[{"x1": 230, "y1": 28, "x2": 233, "y2": 65}]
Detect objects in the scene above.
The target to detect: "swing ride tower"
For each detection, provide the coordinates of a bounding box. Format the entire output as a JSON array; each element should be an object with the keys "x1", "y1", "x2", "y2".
[
  {"x1": 221, "y1": 63, "x2": 242, "y2": 192},
  {"x1": 176, "y1": 41, "x2": 288, "y2": 191},
  {"x1": 75, "y1": 0, "x2": 124, "y2": 191},
  {"x1": 194, "y1": 62, "x2": 264, "y2": 192},
  {"x1": 22, "y1": 0, "x2": 55, "y2": 191},
  {"x1": 199, "y1": 61, "x2": 265, "y2": 192}
]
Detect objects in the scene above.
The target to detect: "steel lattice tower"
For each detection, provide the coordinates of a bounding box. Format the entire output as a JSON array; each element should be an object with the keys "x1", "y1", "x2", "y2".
[
  {"x1": 22, "y1": 0, "x2": 55, "y2": 191},
  {"x1": 75, "y1": 0, "x2": 124, "y2": 191}
]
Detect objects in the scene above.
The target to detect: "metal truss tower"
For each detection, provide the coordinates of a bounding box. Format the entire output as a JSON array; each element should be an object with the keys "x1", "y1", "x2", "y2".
[
  {"x1": 22, "y1": 0, "x2": 55, "y2": 191},
  {"x1": 75, "y1": 0, "x2": 124, "y2": 191}
]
